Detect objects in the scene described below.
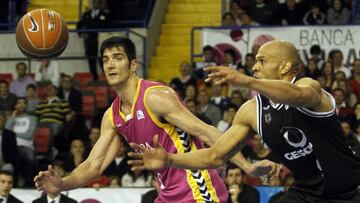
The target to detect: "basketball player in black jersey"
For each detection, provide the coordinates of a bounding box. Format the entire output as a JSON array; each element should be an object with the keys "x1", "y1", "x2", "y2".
[{"x1": 129, "y1": 40, "x2": 360, "y2": 203}]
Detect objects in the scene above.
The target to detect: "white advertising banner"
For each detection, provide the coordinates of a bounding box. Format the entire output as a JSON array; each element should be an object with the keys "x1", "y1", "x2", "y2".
[
  {"x1": 201, "y1": 25, "x2": 360, "y2": 66},
  {"x1": 12, "y1": 188, "x2": 153, "y2": 203}
]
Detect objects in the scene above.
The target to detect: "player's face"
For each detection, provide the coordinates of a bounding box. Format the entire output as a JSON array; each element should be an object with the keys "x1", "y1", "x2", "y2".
[
  {"x1": 252, "y1": 46, "x2": 283, "y2": 79},
  {"x1": 102, "y1": 47, "x2": 135, "y2": 86},
  {"x1": 0, "y1": 174, "x2": 13, "y2": 196}
]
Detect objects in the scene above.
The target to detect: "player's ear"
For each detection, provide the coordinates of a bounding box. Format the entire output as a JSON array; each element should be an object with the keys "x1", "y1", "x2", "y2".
[
  {"x1": 280, "y1": 61, "x2": 292, "y2": 75},
  {"x1": 129, "y1": 59, "x2": 137, "y2": 73}
]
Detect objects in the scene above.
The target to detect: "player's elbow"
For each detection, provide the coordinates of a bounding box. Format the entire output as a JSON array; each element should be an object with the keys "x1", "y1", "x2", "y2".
[{"x1": 208, "y1": 148, "x2": 225, "y2": 168}]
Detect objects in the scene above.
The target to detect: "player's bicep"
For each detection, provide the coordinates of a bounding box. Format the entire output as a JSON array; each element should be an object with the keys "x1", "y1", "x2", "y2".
[{"x1": 294, "y1": 78, "x2": 322, "y2": 107}]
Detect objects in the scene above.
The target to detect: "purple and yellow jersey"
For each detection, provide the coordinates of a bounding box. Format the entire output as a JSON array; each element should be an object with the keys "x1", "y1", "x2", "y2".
[{"x1": 109, "y1": 79, "x2": 228, "y2": 203}]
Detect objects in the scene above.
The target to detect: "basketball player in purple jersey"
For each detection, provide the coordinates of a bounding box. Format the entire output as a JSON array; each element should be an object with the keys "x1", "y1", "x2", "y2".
[{"x1": 34, "y1": 37, "x2": 279, "y2": 202}]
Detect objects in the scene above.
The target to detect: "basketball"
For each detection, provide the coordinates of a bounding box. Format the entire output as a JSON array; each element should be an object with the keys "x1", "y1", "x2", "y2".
[{"x1": 15, "y1": 9, "x2": 69, "y2": 59}]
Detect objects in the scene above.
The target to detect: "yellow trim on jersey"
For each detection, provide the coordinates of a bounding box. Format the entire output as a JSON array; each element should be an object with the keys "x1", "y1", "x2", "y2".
[
  {"x1": 118, "y1": 79, "x2": 142, "y2": 121},
  {"x1": 143, "y1": 85, "x2": 220, "y2": 202},
  {"x1": 109, "y1": 104, "x2": 116, "y2": 129}
]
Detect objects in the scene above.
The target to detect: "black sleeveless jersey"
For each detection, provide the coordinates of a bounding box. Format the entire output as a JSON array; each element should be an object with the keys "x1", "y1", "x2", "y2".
[{"x1": 255, "y1": 89, "x2": 360, "y2": 198}]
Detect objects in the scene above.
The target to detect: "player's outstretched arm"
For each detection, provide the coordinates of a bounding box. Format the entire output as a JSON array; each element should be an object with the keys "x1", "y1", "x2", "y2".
[{"x1": 34, "y1": 108, "x2": 121, "y2": 193}]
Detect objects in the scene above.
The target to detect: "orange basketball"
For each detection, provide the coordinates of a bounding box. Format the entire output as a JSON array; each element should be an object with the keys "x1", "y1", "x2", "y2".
[{"x1": 16, "y1": 9, "x2": 69, "y2": 59}]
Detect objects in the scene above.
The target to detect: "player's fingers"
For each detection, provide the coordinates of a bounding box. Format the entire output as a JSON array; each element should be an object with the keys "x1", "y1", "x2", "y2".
[
  {"x1": 127, "y1": 151, "x2": 143, "y2": 159},
  {"x1": 204, "y1": 77, "x2": 213, "y2": 83},
  {"x1": 131, "y1": 165, "x2": 146, "y2": 171},
  {"x1": 214, "y1": 78, "x2": 227, "y2": 85},
  {"x1": 127, "y1": 160, "x2": 144, "y2": 166},
  {"x1": 204, "y1": 66, "x2": 220, "y2": 73},
  {"x1": 275, "y1": 164, "x2": 282, "y2": 177},
  {"x1": 153, "y1": 134, "x2": 160, "y2": 148},
  {"x1": 48, "y1": 165, "x2": 56, "y2": 176},
  {"x1": 129, "y1": 143, "x2": 145, "y2": 152}
]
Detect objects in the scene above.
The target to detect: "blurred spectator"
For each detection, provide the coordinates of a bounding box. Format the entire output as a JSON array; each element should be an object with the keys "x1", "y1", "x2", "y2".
[
  {"x1": 340, "y1": 120, "x2": 360, "y2": 152},
  {"x1": 52, "y1": 160, "x2": 68, "y2": 178},
  {"x1": 354, "y1": 121, "x2": 360, "y2": 143},
  {"x1": 197, "y1": 90, "x2": 222, "y2": 126},
  {"x1": 279, "y1": 0, "x2": 304, "y2": 25},
  {"x1": 32, "y1": 191, "x2": 77, "y2": 203},
  {"x1": 337, "y1": 79, "x2": 357, "y2": 107},
  {"x1": 329, "y1": 49, "x2": 351, "y2": 78},
  {"x1": 222, "y1": 49, "x2": 237, "y2": 69},
  {"x1": 0, "y1": 114, "x2": 17, "y2": 173},
  {"x1": 0, "y1": 170, "x2": 22, "y2": 203},
  {"x1": 248, "y1": 0, "x2": 274, "y2": 25},
  {"x1": 320, "y1": 61, "x2": 335, "y2": 91},
  {"x1": 103, "y1": 139, "x2": 130, "y2": 181},
  {"x1": 332, "y1": 71, "x2": 347, "y2": 89},
  {"x1": 229, "y1": 90, "x2": 245, "y2": 108},
  {"x1": 184, "y1": 85, "x2": 197, "y2": 100},
  {"x1": 86, "y1": 126, "x2": 100, "y2": 153},
  {"x1": 25, "y1": 84, "x2": 40, "y2": 113},
  {"x1": 195, "y1": 45, "x2": 217, "y2": 80},
  {"x1": 222, "y1": 12, "x2": 236, "y2": 26},
  {"x1": 333, "y1": 88, "x2": 353, "y2": 120},
  {"x1": 304, "y1": 58, "x2": 321, "y2": 79},
  {"x1": 327, "y1": 0, "x2": 351, "y2": 25},
  {"x1": 309, "y1": 45, "x2": 324, "y2": 68},
  {"x1": 303, "y1": 2, "x2": 326, "y2": 25},
  {"x1": 108, "y1": 176, "x2": 121, "y2": 188},
  {"x1": 217, "y1": 104, "x2": 237, "y2": 133},
  {"x1": 121, "y1": 169, "x2": 153, "y2": 187},
  {"x1": 141, "y1": 175, "x2": 159, "y2": 203},
  {"x1": 63, "y1": 139, "x2": 86, "y2": 171},
  {"x1": 169, "y1": 61, "x2": 197, "y2": 99},
  {"x1": 225, "y1": 163, "x2": 260, "y2": 203},
  {"x1": 268, "y1": 174, "x2": 295, "y2": 203},
  {"x1": 35, "y1": 84, "x2": 71, "y2": 153},
  {"x1": 210, "y1": 83, "x2": 230, "y2": 113},
  {"x1": 9, "y1": 62, "x2": 35, "y2": 97},
  {"x1": 5, "y1": 98, "x2": 37, "y2": 187},
  {"x1": 35, "y1": 60, "x2": 60, "y2": 87},
  {"x1": 0, "y1": 80, "x2": 17, "y2": 115},
  {"x1": 184, "y1": 98, "x2": 212, "y2": 125},
  {"x1": 238, "y1": 53, "x2": 255, "y2": 76},
  {"x1": 77, "y1": 0, "x2": 110, "y2": 80},
  {"x1": 238, "y1": 12, "x2": 260, "y2": 26},
  {"x1": 349, "y1": 59, "x2": 360, "y2": 101},
  {"x1": 58, "y1": 75, "x2": 82, "y2": 113}
]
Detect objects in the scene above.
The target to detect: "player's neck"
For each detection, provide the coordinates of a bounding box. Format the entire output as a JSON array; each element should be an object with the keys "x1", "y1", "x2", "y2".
[{"x1": 116, "y1": 76, "x2": 140, "y2": 107}]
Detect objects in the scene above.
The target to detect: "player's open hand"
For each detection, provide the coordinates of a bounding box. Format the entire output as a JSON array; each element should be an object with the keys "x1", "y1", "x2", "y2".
[
  {"x1": 128, "y1": 134, "x2": 169, "y2": 171},
  {"x1": 34, "y1": 165, "x2": 63, "y2": 194},
  {"x1": 246, "y1": 159, "x2": 281, "y2": 177},
  {"x1": 205, "y1": 66, "x2": 252, "y2": 86}
]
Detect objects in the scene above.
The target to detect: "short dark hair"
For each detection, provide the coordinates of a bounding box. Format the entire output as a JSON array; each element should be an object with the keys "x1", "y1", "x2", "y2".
[
  {"x1": 100, "y1": 36, "x2": 136, "y2": 62},
  {"x1": 225, "y1": 163, "x2": 243, "y2": 176},
  {"x1": 0, "y1": 170, "x2": 13, "y2": 177},
  {"x1": 203, "y1": 45, "x2": 214, "y2": 53},
  {"x1": 224, "y1": 49, "x2": 236, "y2": 59},
  {"x1": 222, "y1": 12, "x2": 235, "y2": 21},
  {"x1": 0, "y1": 80, "x2": 8, "y2": 86},
  {"x1": 26, "y1": 84, "x2": 37, "y2": 90},
  {"x1": 16, "y1": 97, "x2": 28, "y2": 105},
  {"x1": 310, "y1": 45, "x2": 321, "y2": 55},
  {"x1": 245, "y1": 53, "x2": 255, "y2": 59},
  {"x1": 16, "y1": 62, "x2": 27, "y2": 69}
]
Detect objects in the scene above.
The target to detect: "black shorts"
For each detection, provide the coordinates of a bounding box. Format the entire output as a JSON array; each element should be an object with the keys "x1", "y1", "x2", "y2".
[{"x1": 275, "y1": 189, "x2": 360, "y2": 203}]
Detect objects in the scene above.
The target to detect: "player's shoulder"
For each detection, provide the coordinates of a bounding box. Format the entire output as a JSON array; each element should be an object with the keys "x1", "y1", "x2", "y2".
[
  {"x1": 234, "y1": 97, "x2": 257, "y2": 124},
  {"x1": 294, "y1": 76, "x2": 320, "y2": 87},
  {"x1": 145, "y1": 86, "x2": 177, "y2": 102}
]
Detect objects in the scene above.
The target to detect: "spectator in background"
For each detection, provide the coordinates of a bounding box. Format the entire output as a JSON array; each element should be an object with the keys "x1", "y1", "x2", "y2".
[
  {"x1": 238, "y1": 53, "x2": 255, "y2": 76},
  {"x1": 87, "y1": 126, "x2": 100, "y2": 150},
  {"x1": 222, "y1": 49, "x2": 237, "y2": 69},
  {"x1": 184, "y1": 84, "x2": 197, "y2": 100},
  {"x1": 340, "y1": 120, "x2": 359, "y2": 148},
  {"x1": 0, "y1": 114, "x2": 17, "y2": 173},
  {"x1": 329, "y1": 49, "x2": 351, "y2": 78},
  {"x1": 269, "y1": 174, "x2": 295, "y2": 203},
  {"x1": 248, "y1": 0, "x2": 274, "y2": 25},
  {"x1": 32, "y1": 192, "x2": 77, "y2": 203},
  {"x1": 141, "y1": 175, "x2": 159, "y2": 203},
  {"x1": 304, "y1": 58, "x2": 321, "y2": 79},
  {"x1": 303, "y1": 2, "x2": 326, "y2": 25},
  {"x1": 225, "y1": 163, "x2": 260, "y2": 203},
  {"x1": 197, "y1": 90, "x2": 222, "y2": 126},
  {"x1": 333, "y1": 88, "x2": 353, "y2": 120},
  {"x1": 0, "y1": 80, "x2": 17, "y2": 115},
  {"x1": 337, "y1": 79, "x2": 357, "y2": 108},
  {"x1": 121, "y1": 169, "x2": 153, "y2": 187},
  {"x1": 349, "y1": 59, "x2": 360, "y2": 101},
  {"x1": 63, "y1": 139, "x2": 86, "y2": 171},
  {"x1": 309, "y1": 45, "x2": 324, "y2": 68},
  {"x1": 108, "y1": 176, "x2": 121, "y2": 188},
  {"x1": 238, "y1": 12, "x2": 259, "y2": 26},
  {"x1": 320, "y1": 61, "x2": 335, "y2": 91},
  {"x1": 52, "y1": 160, "x2": 68, "y2": 178},
  {"x1": 184, "y1": 98, "x2": 212, "y2": 125},
  {"x1": 0, "y1": 170, "x2": 23, "y2": 203},
  {"x1": 35, "y1": 84, "x2": 71, "y2": 154},
  {"x1": 217, "y1": 104, "x2": 237, "y2": 133},
  {"x1": 327, "y1": 0, "x2": 351, "y2": 25},
  {"x1": 9, "y1": 62, "x2": 35, "y2": 97},
  {"x1": 35, "y1": 60, "x2": 60, "y2": 87},
  {"x1": 169, "y1": 61, "x2": 197, "y2": 99},
  {"x1": 222, "y1": 12, "x2": 236, "y2": 26},
  {"x1": 229, "y1": 90, "x2": 244, "y2": 108},
  {"x1": 77, "y1": 0, "x2": 110, "y2": 80},
  {"x1": 210, "y1": 83, "x2": 230, "y2": 113},
  {"x1": 25, "y1": 84, "x2": 40, "y2": 113},
  {"x1": 279, "y1": 0, "x2": 304, "y2": 25},
  {"x1": 103, "y1": 139, "x2": 131, "y2": 181},
  {"x1": 5, "y1": 98, "x2": 37, "y2": 187},
  {"x1": 195, "y1": 45, "x2": 217, "y2": 80},
  {"x1": 332, "y1": 71, "x2": 347, "y2": 89}
]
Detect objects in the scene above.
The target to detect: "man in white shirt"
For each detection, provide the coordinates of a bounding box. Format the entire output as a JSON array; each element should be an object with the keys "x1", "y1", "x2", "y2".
[
  {"x1": 34, "y1": 60, "x2": 60, "y2": 87},
  {"x1": 0, "y1": 170, "x2": 22, "y2": 203}
]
